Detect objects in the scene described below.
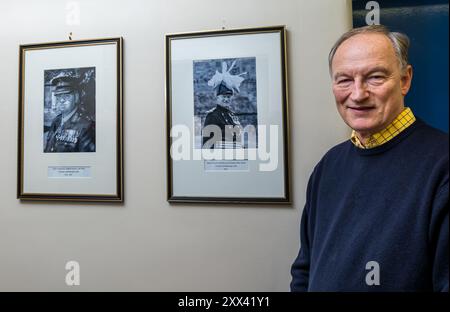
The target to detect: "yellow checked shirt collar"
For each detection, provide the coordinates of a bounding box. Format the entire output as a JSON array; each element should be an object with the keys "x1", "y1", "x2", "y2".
[{"x1": 351, "y1": 107, "x2": 416, "y2": 149}]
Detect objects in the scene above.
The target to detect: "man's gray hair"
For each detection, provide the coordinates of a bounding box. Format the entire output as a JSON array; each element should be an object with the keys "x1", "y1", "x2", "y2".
[{"x1": 328, "y1": 25, "x2": 410, "y2": 74}]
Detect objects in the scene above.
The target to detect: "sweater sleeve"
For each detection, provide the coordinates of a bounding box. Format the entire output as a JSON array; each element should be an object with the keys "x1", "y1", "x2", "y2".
[
  {"x1": 290, "y1": 171, "x2": 315, "y2": 292},
  {"x1": 429, "y1": 180, "x2": 449, "y2": 292},
  {"x1": 290, "y1": 203, "x2": 311, "y2": 292}
]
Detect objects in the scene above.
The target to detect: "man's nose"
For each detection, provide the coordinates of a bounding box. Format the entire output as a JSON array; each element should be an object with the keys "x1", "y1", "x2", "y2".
[{"x1": 350, "y1": 80, "x2": 369, "y2": 102}]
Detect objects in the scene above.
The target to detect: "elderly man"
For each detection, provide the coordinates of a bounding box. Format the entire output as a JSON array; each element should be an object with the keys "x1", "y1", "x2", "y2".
[{"x1": 291, "y1": 25, "x2": 448, "y2": 291}]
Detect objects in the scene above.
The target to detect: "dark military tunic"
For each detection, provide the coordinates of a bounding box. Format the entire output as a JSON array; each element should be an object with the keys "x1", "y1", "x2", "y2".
[
  {"x1": 202, "y1": 104, "x2": 242, "y2": 148},
  {"x1": 44, "y1": 108, "x2": 95, "y2": 153}
]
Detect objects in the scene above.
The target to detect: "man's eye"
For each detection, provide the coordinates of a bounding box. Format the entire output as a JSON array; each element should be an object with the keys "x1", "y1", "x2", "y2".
[
  {"x1": 337, "y1": 79, "x2": 351, "y2": 85},
  {"x1": 369, "y1": 75, "x2": 385, "y2": 81}
]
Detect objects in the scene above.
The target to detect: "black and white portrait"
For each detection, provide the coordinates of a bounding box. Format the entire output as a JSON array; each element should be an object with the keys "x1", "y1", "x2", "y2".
[
  {"x1": 43, "y1": 67, "x2": 96, "y2": 153},
  {"x1": 193, "y1": 57, "x2": 257, "y2": 149}
]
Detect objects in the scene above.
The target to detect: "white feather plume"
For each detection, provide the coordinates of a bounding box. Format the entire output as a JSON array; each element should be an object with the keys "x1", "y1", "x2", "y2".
[{"x1": 207, "y1": 60, "x2": 247, "y2": 94}]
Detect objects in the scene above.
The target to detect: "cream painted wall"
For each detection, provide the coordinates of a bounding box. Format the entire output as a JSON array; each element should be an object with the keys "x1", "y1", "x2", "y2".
[{"x1": 0, "y1": 0, "x2": 351, "y2": 291}]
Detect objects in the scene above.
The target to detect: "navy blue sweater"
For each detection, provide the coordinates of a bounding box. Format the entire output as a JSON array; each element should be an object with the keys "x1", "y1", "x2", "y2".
[{"x1": 291, "y1": 119, "x2": 449, "y2": 291}]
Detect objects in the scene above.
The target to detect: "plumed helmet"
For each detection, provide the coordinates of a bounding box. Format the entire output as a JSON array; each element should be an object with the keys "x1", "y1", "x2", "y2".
[{"x1": 208, "y1": 60, "x2": 247, "y2": 95}]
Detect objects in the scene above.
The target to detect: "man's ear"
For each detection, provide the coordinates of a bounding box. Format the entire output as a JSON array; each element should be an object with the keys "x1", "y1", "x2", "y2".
[
  {"x1": 401, "y1": 65, "x2": 413, "y2": 96},
  {"x1": 74, "y1": 92, "x2": 80, "y2": 103}
]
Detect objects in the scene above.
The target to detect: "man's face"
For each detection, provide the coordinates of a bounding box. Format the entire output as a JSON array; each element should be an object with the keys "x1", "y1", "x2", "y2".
[
  {"x1": 331, "y1": 33, "x2": 412, "y2": 138},
  {"x1": 56, "y1": 91, "x2": 77, "y2": 114},
  {"x1": 217, "y1": 94, "x2": 233, "y2": 108}
]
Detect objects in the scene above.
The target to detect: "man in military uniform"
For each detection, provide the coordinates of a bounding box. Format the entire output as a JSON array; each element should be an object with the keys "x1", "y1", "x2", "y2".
[
  {"x1": 202, "y1": 82, "x2": 243, "y2": 148},
  {"x1": 202, "y1": 60, "x2": 246, "y2": 149},
  {"x1": 44, "y1": 73, "x2": 95, "y2": 153}
]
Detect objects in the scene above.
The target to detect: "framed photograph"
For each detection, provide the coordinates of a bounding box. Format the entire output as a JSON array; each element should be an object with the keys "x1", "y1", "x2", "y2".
[
  {"x1": 18, "y1": 37, "x2": 123, "y2": 202},
  {"x1": 166, "y1": 26, "x2": 290, "y2": 203}
]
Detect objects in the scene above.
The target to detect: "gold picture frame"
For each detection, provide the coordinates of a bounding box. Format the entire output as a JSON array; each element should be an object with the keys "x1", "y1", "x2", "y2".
[
  {"x1": 17, "y1": 37, "x2": 123, "y2": 202},
  {"x1": 166, "y1": 26, "x2": 290, "y2": 203}
]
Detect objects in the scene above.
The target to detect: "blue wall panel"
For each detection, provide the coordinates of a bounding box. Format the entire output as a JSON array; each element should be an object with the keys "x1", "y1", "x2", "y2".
[{"x1": 353, "y1": 0, "x2": 449, "y2": 133}]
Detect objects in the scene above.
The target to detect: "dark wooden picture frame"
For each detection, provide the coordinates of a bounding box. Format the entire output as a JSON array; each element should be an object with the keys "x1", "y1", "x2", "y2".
[
  {"x1": 166, "y1": 26, "x2": 290, "y2": 204},
  {"x1": 18, "y1": 37, "x2": 123, "y2": 202}
]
